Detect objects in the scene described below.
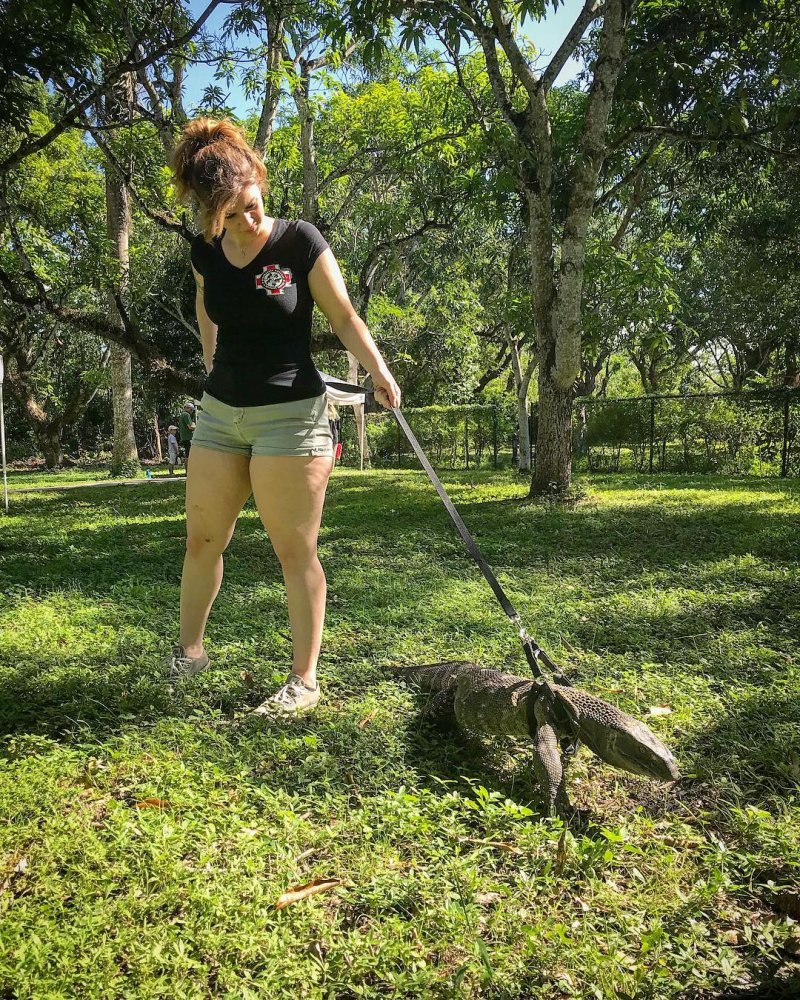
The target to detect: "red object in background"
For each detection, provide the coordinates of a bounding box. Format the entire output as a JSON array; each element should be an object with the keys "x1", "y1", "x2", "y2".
[{"x1": 334, "y1": 442, "x2": 343, "y2": 460}]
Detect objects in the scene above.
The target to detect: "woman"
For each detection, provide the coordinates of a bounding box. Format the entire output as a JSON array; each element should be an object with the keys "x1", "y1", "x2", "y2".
[{"x1": 164, "y1": 117, "x2": 401, "y2": 715}]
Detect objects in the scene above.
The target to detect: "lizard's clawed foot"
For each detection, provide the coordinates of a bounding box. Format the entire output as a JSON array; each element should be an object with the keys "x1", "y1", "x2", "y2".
[{"x1": 559, "y1": 804, "x2": 592, "y2": 831}]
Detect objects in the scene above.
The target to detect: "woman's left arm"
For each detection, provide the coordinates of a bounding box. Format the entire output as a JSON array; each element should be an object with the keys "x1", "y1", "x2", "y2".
[{"x1": 308, "y1": 249, "x2": 401, "y2": 409}]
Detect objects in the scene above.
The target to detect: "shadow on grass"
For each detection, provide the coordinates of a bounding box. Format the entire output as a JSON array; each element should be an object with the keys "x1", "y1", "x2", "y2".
[
  {"x1": 4, "y1": 472, "x2": 799, "y2": 588},
  {"x1": 683, "y1": 688, "x2": 800, "y2": 795},
  {"x1": 705, "y1": 968, "x2": 800, "y2": 999},
  {"x1": 573, "y1": 473, "x2": 800, "y2": 495}
]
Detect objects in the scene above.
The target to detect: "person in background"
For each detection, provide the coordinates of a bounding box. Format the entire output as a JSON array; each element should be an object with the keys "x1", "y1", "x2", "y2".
[
  {"x1": 178, "y1": 402, "x2": 196, "y2": 463},
  {"x1": 167, "y1": 425, "x2": 180, "y2": 477}
]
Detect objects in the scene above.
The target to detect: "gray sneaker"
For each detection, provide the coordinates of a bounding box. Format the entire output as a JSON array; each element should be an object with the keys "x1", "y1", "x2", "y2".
[
  {"x1": 251, "y1": 674, "x2": 321, "y2": 716},
  {"x1": 162, "y1": 644, "x2": 210, "y2": 680}
]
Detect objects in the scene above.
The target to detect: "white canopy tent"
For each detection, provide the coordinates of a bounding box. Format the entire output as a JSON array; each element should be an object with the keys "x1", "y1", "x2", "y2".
[{"x1": 321, "y1": 372, "x2": 370, "y2": 471}]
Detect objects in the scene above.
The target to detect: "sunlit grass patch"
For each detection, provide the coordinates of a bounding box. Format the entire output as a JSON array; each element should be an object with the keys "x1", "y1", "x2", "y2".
[{"x1": 0, "y1": 470, "x2": 798, "y2": 997}]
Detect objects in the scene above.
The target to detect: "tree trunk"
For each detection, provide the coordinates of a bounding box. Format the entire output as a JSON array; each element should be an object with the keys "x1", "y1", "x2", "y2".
[
  {"x1": 516, "y1": 393, "x2": 531, "y2": 472},
  {"x1": 508, "y1": 334, "x2": 535, "y2": 472},
  {"x1": 38, "y1": 424, "x2": 63, "y2": 469},
  {"x1": 254, "y1": 13, "x2": 285, "y2": 158},
  {"x1": 530, "y1": 376, "x2": 574, "y2": 496},
  {"x1": 2, "y1": 343, "x2": 109, "y2": 467},
  {"x1": 784, "y1": 335, "x2": 800, "y2": 387},
  {"x1": 105, "y1": 73, "x2": 138, "y2": 476},
  {"x1": 348, "y1": 350, "x2": 369, "y2": 470},
  {"x1": 526, "y1": 0, "x2": 633, "y2": 496},
  {"x1": 109, "y1": 342, "x2": 137, "y2": 472},
  {"x1": 295, "y1": 68, "x2": 319, "y2": 225}
]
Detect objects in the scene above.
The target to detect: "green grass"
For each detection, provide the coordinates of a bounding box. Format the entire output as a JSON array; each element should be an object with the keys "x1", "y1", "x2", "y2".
[
  {"x1": 1, "y1": 469, "x2": 798, "y2": 998},
  {"x1": 5, "y1": 464, "x2": 180, "y2": 490}
]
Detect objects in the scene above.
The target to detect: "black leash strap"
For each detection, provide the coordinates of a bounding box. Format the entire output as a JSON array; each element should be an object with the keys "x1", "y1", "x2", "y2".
[
  {"x1": 390, "y1": 406, "x2": 572, "y2": 693},
  {"x1": 322, "y1": 377, "x2": 574, "y2": 696}
]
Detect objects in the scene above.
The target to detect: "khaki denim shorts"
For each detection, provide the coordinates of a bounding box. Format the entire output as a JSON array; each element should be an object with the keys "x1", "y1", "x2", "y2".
[{"x1": 192, "y1": 391, "x2": 333, "y2": 458}]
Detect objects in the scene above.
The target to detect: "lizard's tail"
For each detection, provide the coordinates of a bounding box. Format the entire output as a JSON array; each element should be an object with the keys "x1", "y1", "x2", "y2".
[{"x1": 390, "y1": 661, "x2": 478, "y2": 692}]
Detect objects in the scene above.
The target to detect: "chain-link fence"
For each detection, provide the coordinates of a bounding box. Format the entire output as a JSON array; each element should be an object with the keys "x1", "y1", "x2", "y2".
[
  {"x1": 572, "y1": 389, "x2": 800, "y2": 477},
  {"x1": 331, "y1": 390, "x2": 800, "y2": 477},
  {"x1": 337, "y1": 403, "x2": 517, "y2": 469}
]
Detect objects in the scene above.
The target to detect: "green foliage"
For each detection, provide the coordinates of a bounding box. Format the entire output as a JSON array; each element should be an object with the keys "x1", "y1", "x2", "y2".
[
  {"x1": 577, "y1": 391, "x2": 799, "y2": 475},
  {"x1": 108, "y1": 458, "x2": 144, "y2": 479},
  {"x1": 358, "y1": 403, "x2": 513, "y2": 469}
]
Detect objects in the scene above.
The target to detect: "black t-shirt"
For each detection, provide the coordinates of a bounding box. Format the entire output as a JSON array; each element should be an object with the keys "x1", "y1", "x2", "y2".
[{"x1": 190, "y1": 218, "x2": 330, "y2": 406}]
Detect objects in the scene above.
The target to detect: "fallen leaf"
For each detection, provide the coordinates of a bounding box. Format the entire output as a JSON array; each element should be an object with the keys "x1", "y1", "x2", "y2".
[
  {"x1": 648, "y1": 705, "x2": 673, "y2": 716},
  {"x1": 358, "y1": 709, "x2": 378, "y2": 730},
  {"x1": 134, "y1": 797, "x2": 170, "y2": 810},
  {"x1": 240, "y1": 670, "x2": 255, "y2": 685},
  {"x1": 723, "y1": 929, "x2": 745, "y2": 945},
  {"x1": 275, "y1": 878, "x2": 342, "y2": 909},
  {"x1": 475, "y1": 892, "x2": 501, "y2": 907},
  {"x1": 0, "y1": 856, "x2": 29, "y2": 895}
]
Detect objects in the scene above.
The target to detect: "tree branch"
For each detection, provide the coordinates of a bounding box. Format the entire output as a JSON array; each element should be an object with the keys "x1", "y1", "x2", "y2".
[
  {"x1": 636, "y1": 124, "x2": 800, "y2": 160},
  {"x1": 471, "y1": 13, "x2": 525, "y2": 132},
  {"x1": 57, "y1": 78, "x2": 192, "y2": 239},
  {"x1": 486, "y1": 0, "x2": 539, "y2": 100},
  {"x1": 1, "y1": 0, "x2": 225, "y2": 174},
  {"x1": 152, "y1": 297, "x2": 202, "y2": 342},
  {"x1": 540, "y1": 0, "x2": 604, "y2": 93},
  {"x1": 596, "y1": 138, "x2": 660, "y2": 207}
]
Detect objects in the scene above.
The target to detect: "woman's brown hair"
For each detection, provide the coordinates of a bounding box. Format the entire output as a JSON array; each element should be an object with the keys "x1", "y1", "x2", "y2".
[{"x1": 170, "y1": 117, "x2": 268, "y2": 241}]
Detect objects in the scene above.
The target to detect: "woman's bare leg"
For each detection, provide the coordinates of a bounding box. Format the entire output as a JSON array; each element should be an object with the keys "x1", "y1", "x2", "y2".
[
  {"x1": 248, "y1": 455, "x2": 331, "y2": 687},
  {"x1": 179, "y1": 446, "x2": 252, "y2": 657}
]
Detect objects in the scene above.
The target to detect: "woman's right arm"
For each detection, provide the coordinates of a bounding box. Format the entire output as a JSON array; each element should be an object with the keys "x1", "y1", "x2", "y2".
[{"x1": 192, "y1": 264, "x2": 218, "y2": 374}]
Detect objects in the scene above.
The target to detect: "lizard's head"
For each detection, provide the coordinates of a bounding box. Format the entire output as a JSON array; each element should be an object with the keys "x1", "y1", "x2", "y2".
[
  {"x1": 581, "y1": 717, "x2": 680, "y2": 782},
  {"x1": 555, "y1": 689, "x2": 680, "y2": 782}
]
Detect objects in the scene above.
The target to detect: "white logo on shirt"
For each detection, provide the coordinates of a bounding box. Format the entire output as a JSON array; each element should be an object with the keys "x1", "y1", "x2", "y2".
[{"x1": 256, "y1": 264, "x2": 293, "y2": 295}]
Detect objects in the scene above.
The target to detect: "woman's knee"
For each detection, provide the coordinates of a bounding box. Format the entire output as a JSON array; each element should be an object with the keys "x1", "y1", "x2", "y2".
[
  {"x1": 272, "y1": 538, "x2": 320, "y2": 573},
  {"x1": 185, "y1": 530, "x2": 228, "y2": 560}
]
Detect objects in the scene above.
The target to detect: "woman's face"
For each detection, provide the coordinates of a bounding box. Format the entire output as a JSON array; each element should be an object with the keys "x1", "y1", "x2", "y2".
[{"x1": 223, "y1": 182, "x2": 265, "y2": 236}]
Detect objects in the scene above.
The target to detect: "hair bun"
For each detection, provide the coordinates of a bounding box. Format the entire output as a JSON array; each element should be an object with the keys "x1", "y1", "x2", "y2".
[
  {"x1": 187, "y1": 122, "x2": 226, "y2": 152},
  {"x1": 170, "y1": 116, "x2": 267, "y2": 239},
  {"x1": 182, "y1": 117, "x2": 245, "y2": 153}
]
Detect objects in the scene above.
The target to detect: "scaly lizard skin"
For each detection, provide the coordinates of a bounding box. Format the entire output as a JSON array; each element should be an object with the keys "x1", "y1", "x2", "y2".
[{"x1": 397, "y1": 662, "x2": 680, "y2": 817}]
